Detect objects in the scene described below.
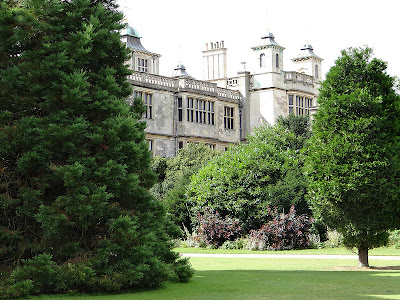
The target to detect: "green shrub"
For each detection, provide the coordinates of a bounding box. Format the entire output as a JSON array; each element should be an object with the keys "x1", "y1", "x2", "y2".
[
  {"x1": 1, "y1": 280, "x2": 34, "y2": 299},
  {"x1": 323, "y1": 230, "x2": 344, "y2": 248},
  {"x1": 220, "y1": 241, "x2": 238, "y2": 250},
  {"x1": 10, "y1": 254, "x2": 59, "y2": 294},
  {"x1": 235, "y1": 238, "x2": 247, "y2": 250},
  {"x1": 58, "y1": 263, "x2": 96, "y2": 292},
  {"x1": 388, "y1": 230, "x2": 400, "y2": 248},
  {"x1": 170, "y1": 258, "x2": 194, "y2": 283}
]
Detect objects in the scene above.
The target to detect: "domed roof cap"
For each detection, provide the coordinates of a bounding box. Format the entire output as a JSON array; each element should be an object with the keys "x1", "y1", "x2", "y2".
[
  {"x1": 293, "y1": 42, "x2": 322, "y2": 61},
  {"x1": 121, "y1": 26, "x2": 141, "y2": 38},
  {"x1": 252, "y1": 30, "x2": 285, "y2": 50},
  {"x1": 302, "y1": 43, "x2": 313, "y2": 50},
  {"x1": 121, "y1": 25, "x2": 150, "y2": 53},
  {"x1": 261, "y1": 31, "x2": 275, "y2": 39},
  {"x1": 260, "y1": 31, "x2": 282, "y2": 47},
  {"x1": 171, "y1": 64, "x2": 192, "y2": 78}
]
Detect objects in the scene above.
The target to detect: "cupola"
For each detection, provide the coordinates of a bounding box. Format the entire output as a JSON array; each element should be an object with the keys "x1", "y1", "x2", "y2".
[
  {"x1": 121, "y1": 26, "x2": 150, "y2": 53},
  {"x1": 292, "y1": 43, "x2": 323, "y2": 79},
  {"x1": 120, "y1": 25, "x2": 161, "y2": 75},
  {"x1": 251, "y1": 30, "x2": 285, "y2": 73},
  {"x1": 171, "y1": 64, "x2": 193, "y2": 78},
  {"x1": 292, "y1": 44, "x2": 322, "y2": 62}
]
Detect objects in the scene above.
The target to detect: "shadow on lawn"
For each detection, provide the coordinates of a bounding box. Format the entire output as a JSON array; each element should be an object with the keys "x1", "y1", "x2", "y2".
[
  {"x1": 23, "y1": 269, "x2": 400, "y2": 300},
  {"x1": 370, "y1": 266, "x2": 400, "y2": 270},
  {"x1": 331, "y1": 265, "x2": 400, "y2": 271}
]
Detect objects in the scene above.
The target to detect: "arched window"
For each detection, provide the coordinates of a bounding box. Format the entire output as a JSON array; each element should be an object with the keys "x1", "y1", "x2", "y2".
[
  {"x1": 315, "y1": 64, "x2": 319, "y2": 78},
  {"x1": 276, "y1": 53, "x2": 279, "y2": 68},
  {"x1": 260, "y1": 54, "x2": 265, "y2": 67}
]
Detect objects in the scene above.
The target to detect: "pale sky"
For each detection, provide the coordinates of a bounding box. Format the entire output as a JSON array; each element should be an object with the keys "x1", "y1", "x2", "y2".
[{"x1": 119, "y1": 0, "x2": 399, "y2": 81}]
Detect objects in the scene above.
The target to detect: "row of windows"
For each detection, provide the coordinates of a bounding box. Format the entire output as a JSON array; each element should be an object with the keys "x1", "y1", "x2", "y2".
[
  {"x1": 186, "y1": 98, "x2": 215, "y2": 125},
  {"x1": 134, "y1": 92, "x2": 235, "y2": 129},
  {"x1": 288, "y1": 95, "x2": 313, "y2": 116}
]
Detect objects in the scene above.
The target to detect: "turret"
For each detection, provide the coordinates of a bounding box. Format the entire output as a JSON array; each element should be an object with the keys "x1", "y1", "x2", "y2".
[
  {"x1": 292, "y1": 43, "x2": 323, "y2": 80},
  {"x1": 251, "y1": 31, "x2": 285, "y2": 73},
  {"x1": 171, "y1": 64, "x2": 193, "y2": 78},
  {"x1": 121, "y1": 25, "x2": 161, "y2": 75}
]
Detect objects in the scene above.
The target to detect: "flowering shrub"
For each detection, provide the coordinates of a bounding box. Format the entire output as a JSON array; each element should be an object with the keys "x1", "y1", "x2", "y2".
[
  {"x1": 250, "y1": 206, "x2": 313, "y2": 250},
  {"x1": 193, "y1": 208, "x2": 241, "y2": 248}
]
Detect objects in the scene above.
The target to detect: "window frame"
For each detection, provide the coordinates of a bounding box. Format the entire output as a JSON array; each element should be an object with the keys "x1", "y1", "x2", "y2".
[
  {"x1": 186, "y1": 98, "x2": 215, "y2": 125},
  {"x1": 224, "y1": 106, "x2": 234, "y2": 130}
]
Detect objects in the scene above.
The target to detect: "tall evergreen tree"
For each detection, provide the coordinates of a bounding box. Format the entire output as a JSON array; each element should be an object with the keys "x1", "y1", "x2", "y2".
[
  {"x1": 0, "y1": 0, "x2": 192, "y2": 297},
  {"x1": 305, "y1": 47, "x2": 400, "y2": 267}
]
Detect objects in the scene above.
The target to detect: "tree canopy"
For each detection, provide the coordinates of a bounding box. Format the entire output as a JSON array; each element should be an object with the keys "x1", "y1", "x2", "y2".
[
  {"x1": 0, "y1": 0, "x2": 192, "y2": 297},
  {"x1": 187, "y1": 115, "x2": 311, "y2": 232},
  {"x1": 305, "y1": 47, "x2": 400, "y2": 267},
  {"x1": 151, "y1": 143, "x2": 218, "y2": 231}
]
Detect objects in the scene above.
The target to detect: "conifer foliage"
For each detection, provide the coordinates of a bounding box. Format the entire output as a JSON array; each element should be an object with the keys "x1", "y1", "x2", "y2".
[
  {"x1": 0, "y1": 0, "x2": 192, "y2": 297},
  {"x1": 306, "y1": 47, "x2": 400, "y2": 267}
]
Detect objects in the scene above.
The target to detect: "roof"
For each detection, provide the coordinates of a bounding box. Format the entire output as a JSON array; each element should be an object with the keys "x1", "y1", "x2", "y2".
[
  {"x1": 171, "y1": 64, "x2": 192, "y2": 78},
  {"x1": 292, "y1": 44, "x2": 323, "y2": 62},
  {"x1": 121, "y1": 26, "x2": 141, "y2": 38},
  {"x1": 251, "y1": 31, "x2": 285, "y2": 50},
  {"x1": 121, "y1": 25, "x2": 161, "y2": 57}
]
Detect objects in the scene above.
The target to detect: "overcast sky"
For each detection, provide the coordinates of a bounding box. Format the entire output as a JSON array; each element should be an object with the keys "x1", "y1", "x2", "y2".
[{"x1": 119, "y1": 0, "x2": 399, "y2": 81}]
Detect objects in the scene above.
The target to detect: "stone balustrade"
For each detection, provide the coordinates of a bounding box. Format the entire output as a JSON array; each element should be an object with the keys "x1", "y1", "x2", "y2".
[
  {"x1": 216, "y1": 87, "x2": 241, "y2": 100},
  {"x1": 180, "y1": 78, "x2": 216, "y2": 93},
  {"x1": 128, "y1": 71, "x2": 240, "y2": 101},
  {"x1": 127, "y1": 72, "x2": 178, "y2": 91},
  {"x1": 284, "y1": 71, "x2": 314, "y2": 86}
]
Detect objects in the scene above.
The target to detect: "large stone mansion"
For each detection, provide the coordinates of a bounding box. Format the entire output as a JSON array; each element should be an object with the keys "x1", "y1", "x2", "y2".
[{"x1": 121, "y1": 25, "x2": 322, "y2": 157}]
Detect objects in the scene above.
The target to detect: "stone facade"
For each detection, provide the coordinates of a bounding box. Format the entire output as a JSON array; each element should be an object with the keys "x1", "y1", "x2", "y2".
[{"x1": 121, "y1": 27, "x2": 322, "y2": 157}]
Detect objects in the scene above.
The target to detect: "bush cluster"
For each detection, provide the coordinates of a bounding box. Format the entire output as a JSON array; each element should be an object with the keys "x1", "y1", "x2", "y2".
[
  {"x1": 389, "y1": 230, "x2": 400, "y2": 249},
  {"x1": 1, "y1": 253, "x2": 194, "y2": 298},
  {"x1": 193, "y1": 208, "x2": 241, "y2": 248},
  {"x1": 249, "y1": 206, "x2": 313, "y2": 250}
]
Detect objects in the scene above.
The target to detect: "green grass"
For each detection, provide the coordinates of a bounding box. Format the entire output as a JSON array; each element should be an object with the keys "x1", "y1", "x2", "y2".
[
  {"x1": 23, "y1": 254, "x2": 400, "y2": 300},
  {"x1": 174, "y1": 246, "x2": 400, "y2": 256}
]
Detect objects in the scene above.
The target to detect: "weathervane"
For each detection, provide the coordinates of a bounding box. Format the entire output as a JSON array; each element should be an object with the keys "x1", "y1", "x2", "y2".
[
  {"x1": 265, "y1": 9, "x2": 270, "y2": 32},
  {"x1": 119, "y1": 0, "x2": 129, "y2": 22}
]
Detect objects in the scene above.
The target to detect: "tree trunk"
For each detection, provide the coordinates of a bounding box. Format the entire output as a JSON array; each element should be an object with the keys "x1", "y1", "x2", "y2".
[{"x1": 358, "y1": 246, "x2": 369, "y2": 267}]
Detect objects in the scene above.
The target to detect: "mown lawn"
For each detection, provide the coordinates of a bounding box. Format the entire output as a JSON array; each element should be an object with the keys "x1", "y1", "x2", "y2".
[{"x1": 23, "y1": 252, "x2": 400, "y2": 300}]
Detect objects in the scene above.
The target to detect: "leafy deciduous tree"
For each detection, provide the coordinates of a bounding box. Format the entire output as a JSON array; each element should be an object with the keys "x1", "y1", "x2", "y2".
[
  {"x1": 187, "y1": 115, "x2": 311, "y2": 232},
  {"x1": 151, "y1": 143, "x2": 217, "y2": 231}
]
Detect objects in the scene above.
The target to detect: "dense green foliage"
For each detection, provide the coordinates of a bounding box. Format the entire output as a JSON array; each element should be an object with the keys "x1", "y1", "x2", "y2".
[
  {"x1": 187, "y1": 115, "x2": 311, "y2": 232},
  {"x1": 305, "y1": 47, "x2": 400, "y2": 266},
  {"x1": 0, "y1": 0, "x2": 192, "y2": 297},
  {"x1": 151, "y1": 143, "x2": 217, "y2": 231}
]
